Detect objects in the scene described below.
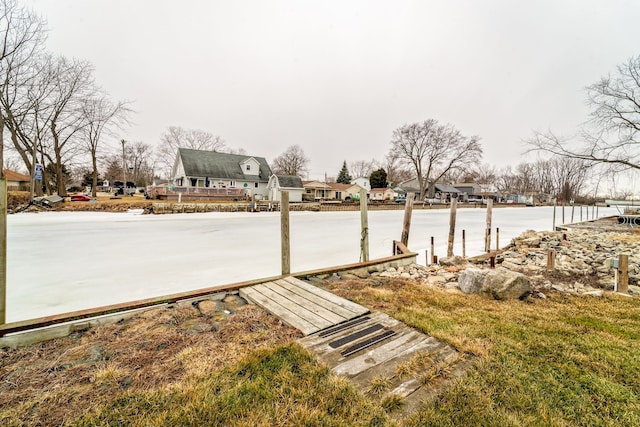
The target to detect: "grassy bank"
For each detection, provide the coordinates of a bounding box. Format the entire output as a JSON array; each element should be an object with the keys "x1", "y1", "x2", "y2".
[{"x1": 2, "y1": 280, "x2": 639, "y2": 426}]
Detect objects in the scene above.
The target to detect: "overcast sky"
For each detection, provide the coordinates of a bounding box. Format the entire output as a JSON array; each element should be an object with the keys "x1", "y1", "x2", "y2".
[{"x1": 25, "y1": 0, "x2": 640, "y2": 181}]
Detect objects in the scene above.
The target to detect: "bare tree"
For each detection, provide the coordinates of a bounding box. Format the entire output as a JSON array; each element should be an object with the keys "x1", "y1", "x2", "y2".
[
  {"x1": 271, "y1": 145, "x2": 309, "y2": 177},
  {"x1": 528, "y1": 55, "x2": 640, "y2": 172},
  {"x1": 389, "y1": 119, "x2": 482, "y2": 199},
  {"x1": 349, "y1": 159, "x2": 375, "y2": 179},
  {"x1": 0, "y1": 0, "x2": 46, "y2": 178},
  {"x1": 43, "y1": 56, "x2": 95, "y2": 196},
  {"x1": 381, "y1": 151, "x2": 413, "y2": 187},
  {"x1": 126, "y1": 141, "x2": 154, "y2": 186},
  {"x1": 156, "y1": 126, "x2": 226, "y2": 177},
  {"x1": 81, "y1": 95, "x2": 132, "y2": 196}
]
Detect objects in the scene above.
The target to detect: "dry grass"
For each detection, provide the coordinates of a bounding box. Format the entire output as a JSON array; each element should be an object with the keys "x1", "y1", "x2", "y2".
[{"x1": 0, "y1": 304, "x2": 301, "y2": 426}]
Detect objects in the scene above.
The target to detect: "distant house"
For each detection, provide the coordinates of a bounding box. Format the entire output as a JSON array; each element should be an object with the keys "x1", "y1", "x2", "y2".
[
  {"x1": 453, "y1": 183, "x2": 482, "y2": 200},
  {"x1": 327, "y1": 182, "x2": 365, "y2": 201},
  {"x1": 370, "y1": 187, "x2": 395, "y2": 201},
  {"x1": 302, "y1": 181, "x2": 330, "y2": 200},
  {"x1": 4, "y1": 169, "x2": 31, "y2": 191},
  {"x1": 267, "y1": 175, "x2": 304, "y2": 202},
  {"x1": 171, "y1": 148, "x2": 272, "y2": 199},
  {"x1": 301, "y1": 181, "x2": 364, "y2": 201},
  {"x1": 351, "y1": 177, "x2": 371, "y2": 193}
]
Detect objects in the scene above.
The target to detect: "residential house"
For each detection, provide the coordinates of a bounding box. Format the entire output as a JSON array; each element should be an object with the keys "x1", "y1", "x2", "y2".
[
  {"x1": 302, "y1": 181, "x2": 365, "y2": 201},
  {"x1": 171, "y1": 148, "x2": 272, "y2": 199},
  {"x1": 453, "y1": 183, "x2": 482, "y2": 201},
  {"x1": 328, "y1": 182, "x2": 365, "y2": 201},
  {"x1": 370, "y1": 187, "x2": 395, "y2": 201},
  {"x1": 302, "y1": 180, "x2": 330, "y2": 200},
  {"x1": 351, "y1": 177, "x2": 371, "y2": 194},
  {"x1": 4, "y1": 169, "x2": 30, "y2": 191},
  {"x1": 267, "y1": 175, "x2": 304, "y2": 202}
]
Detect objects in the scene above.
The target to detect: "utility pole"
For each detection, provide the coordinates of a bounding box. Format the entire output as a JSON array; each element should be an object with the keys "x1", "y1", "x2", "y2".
[{"x1": 121, "y1": 139, "x2": 126, "y2": 196}]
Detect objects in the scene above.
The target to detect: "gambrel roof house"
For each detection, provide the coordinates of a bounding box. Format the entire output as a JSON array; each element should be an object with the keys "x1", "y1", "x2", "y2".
[
  {"x1": 172, "y1": 148, "x2": 272, "y2": 198},
  {"x1": 268, "y1": 174, "x2": 304, "y2": 202}
]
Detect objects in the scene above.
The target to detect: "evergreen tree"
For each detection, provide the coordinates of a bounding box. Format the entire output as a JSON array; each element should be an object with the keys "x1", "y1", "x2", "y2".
[
  {"x1": 336, "y1": 160, "x2": 352, "y2": 184},
  {"x1": 370, "y1": 168, "x2": 388, "y2": 188}
]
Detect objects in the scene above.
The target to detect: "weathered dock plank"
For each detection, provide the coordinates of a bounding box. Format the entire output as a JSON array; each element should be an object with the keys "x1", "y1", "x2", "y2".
[
  {"x1": 282, "y1": 276, "x2": 369, "y2": 316},
  {"x1": 239, "y1": 286, "x2": 317, "y2": 335}
]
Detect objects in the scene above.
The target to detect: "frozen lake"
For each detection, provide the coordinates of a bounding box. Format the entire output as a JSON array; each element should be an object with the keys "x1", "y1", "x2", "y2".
[{"x1": 7, "y1": 205, "x2": 620, "y2": 322}]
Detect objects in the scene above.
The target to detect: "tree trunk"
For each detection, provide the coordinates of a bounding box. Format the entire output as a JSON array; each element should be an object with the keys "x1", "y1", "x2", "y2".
[{"x1": 91, "y1": 151, "x2": 98, "y2": 197}]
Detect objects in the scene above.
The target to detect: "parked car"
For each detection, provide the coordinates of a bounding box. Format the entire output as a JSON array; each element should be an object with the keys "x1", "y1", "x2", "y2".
[
  {"x1": 425, "y1": 197, "x2": 444, "y2": 204},
  {"x1": 70, "y1": 194, "x2": 92, "y2": 202},
  {"x1": 394, "y1": 197, "x2": 406, "y2": 204},
  {"x1": 466, "y1": 195, "x2": 484, "y2": 203}
]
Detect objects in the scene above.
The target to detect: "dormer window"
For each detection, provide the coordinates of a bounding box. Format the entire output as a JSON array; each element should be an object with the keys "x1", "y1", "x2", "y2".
[{"x1": 246, "y1": 165, "x2": 250, "y2": 171}]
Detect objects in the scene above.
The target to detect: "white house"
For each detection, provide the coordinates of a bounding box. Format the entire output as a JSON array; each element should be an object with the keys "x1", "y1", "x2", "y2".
[
  {"x1": 351, "y1": 177, "x2": 371, "y2": 194},
  {"x1": 171, "y1": 148, "x2": 272, "y2": 199},
  {"x1": 267, "y1": 174, "x2": 304, "y2": 202}
]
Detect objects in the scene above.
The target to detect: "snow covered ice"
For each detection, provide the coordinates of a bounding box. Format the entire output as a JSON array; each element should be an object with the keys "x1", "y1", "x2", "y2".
[{"x1": 7, "y1": 206, "x2": 619, "y2": 322}]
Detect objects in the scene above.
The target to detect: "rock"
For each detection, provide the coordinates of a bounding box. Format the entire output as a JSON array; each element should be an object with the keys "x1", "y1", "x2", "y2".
[
  {"x1": 501, "y1": 261, "x2": 522, "y2": 271},
  {"x1": 426, "y1": 275, "x2": 447, "y2": 286},
  {"x1": 198, "y1": 300, "x2": 224, "y2": 316},
  {"x1": 459, "y1": 268, "x2": 532, "y2": 300},
  {"x1": 400, "y1": 272, "x2": 411, "y2": 279},
  {"x1": 482, "y1": 269, "x2": 532, "y2": 300},
  {"x1": 222, "y1": 294, "x2": 247, "y2": 312},
  {"x1": 181, "y1": 319, "x2": 212, "y2": 334},
  {"x1": 439, "y1": 256, "x2": 467, "y2": 267},
  {"x1": 583, "y1": 290, "x2": 603, "y2": 297},
  {"x1": 458, "y1": 268, "x2": 489, "y2": 295}
]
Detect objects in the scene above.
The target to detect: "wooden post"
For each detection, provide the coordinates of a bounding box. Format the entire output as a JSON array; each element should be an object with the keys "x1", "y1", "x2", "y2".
[
  {"x1": 586, "y1": 205, "x2": 589, "y2": 221},
  {"x1": 617, "y1": 254, "x2": 629, "y2": 294},
  {"x1": 571, "y1": 204, "x2": 575, "y2": 224},
  {"x1": 447, "y1": 198, "x2": 457, "y2": 257},
  {"x1": 280, "y1": 191, "x2": 290, "y2": 275},
  {"x1": 359, "y1": 189, "x2": 369, "y2": 262},
  {"x1": 495, "y1": 227, "x2": 500, "y2": 251},
  {"x1": 462, "y1": 229, "x2": 466, "y2": 258},
  {"x1": 484, "y1": 199, "x2": 493, "y2": 252},
  {"x1": 580, "y1": 205, "x2": 583, "y2": 222},
  {"x1": 490, "y1": 256, "x2": 496, "y2": 269},
  {"x1": 0, "y1": 178, "x2": 5, "y2": 325},
  {"x1": 547, "y1": 250, "x2": 556, "y2": 270},
  {"x1": 400, "y1": 192, "x2": 414, "y2": 247},
  {"x1": 562, "y1": 203, "x2": 565, "y2": 224},
  {"x1": 552, "y1": 200, "x2": 556, "y2": 230},
  {"x1": 430, "y1": 236, "x2": 435, "y2": 265}
]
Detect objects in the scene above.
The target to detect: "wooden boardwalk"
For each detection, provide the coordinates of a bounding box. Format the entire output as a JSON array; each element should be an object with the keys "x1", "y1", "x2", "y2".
[
  {"x1": 240, "y1": 276, "x2": 470, "y2": 419},
  {"x1": 239, "y1": 276, "x2": 369, "y2": 335}
]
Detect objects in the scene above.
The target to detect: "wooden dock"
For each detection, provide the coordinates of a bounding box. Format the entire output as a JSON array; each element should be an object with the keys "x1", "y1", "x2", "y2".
[
  {"x1": 240, "y1": 276, "x2": 470, "y2": 419},
  {"x1": 239, "y1": 276, "x2": 369, "y2": 335}
]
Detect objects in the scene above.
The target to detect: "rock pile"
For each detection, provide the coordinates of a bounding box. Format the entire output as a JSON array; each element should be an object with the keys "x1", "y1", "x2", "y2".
[{"x1": 330, "y1": 228, "x2": 640, "y2": 299}]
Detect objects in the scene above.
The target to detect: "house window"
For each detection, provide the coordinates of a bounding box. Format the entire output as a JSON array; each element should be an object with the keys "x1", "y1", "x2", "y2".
[
  {"x1": 246, "y1": 165, "x2": 251, "y2": 171},
  {"x1": 254, "y1": 182, "x2": 258, "y2": 188},
  {"x1": 229, "y1": 181, "x2": 236, "y2": 187}
]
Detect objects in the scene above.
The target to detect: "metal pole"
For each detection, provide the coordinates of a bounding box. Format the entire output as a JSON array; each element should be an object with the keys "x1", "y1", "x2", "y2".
[
  {"x1": 430, "y1": 236, "x2": 435, "y2": 265},
  {"x1": 121, "y1": 139, "x2": 126, "y2": 196},
  {"x1": 462, "y1": 229, "x2": 466, "y2": 258}
]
